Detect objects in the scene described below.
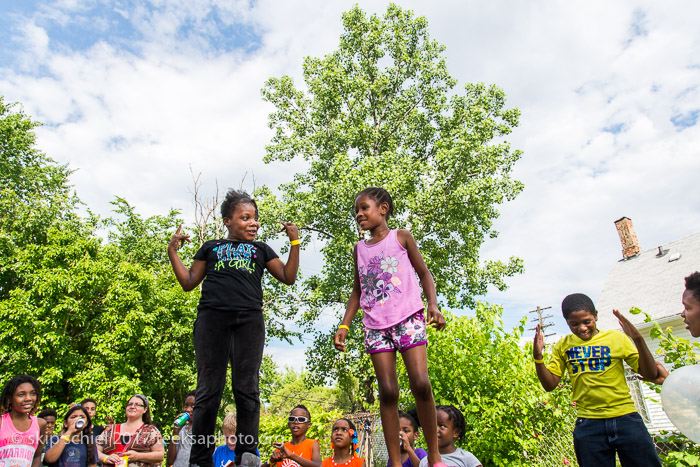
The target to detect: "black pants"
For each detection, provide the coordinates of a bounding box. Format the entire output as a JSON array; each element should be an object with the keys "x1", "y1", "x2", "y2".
[{"x1": 189, "y1": 308, "x2": 265, "y2": 467}]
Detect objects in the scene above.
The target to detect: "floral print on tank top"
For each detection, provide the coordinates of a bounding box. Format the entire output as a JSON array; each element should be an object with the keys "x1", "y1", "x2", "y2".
[{"x1": 359, "y1": 251, "x2": 403, "y2": 310}]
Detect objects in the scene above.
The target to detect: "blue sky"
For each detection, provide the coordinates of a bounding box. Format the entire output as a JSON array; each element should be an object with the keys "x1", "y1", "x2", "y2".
[{"x1": 2, "y1": 0, "x2": 700, "y2": 369}]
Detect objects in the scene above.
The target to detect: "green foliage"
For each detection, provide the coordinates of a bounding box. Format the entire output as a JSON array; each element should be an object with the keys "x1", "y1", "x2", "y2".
[
  {"x1": 263, "y1": 367, "x2": 352, "y2": 416},
  {"x1": 654, "y1": 431, "x2": 700, "y2": 466},
  {"x1": 397, "y1": 305, "x2": 575, "y2": 466},
  {"x1": 0, "y1": 97, "x2": 72, "y2": 202},
  {"x1": 259, "y1": 3, "x2": 523, "y2": 404},
  {"x1": 0, "y1": 195, "x2": 199, "y2": 427}
]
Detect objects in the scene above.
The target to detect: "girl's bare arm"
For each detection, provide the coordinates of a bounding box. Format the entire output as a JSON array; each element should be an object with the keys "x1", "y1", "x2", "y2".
[
  {"x1": 398, "y1": 230, "x2": 445, "y2": 330},
  {"x1": 334, "y1": 248, "x2": 361, "y2": 351},
  {"x1": 167, "y1": 225, "x2": 206, "y2": 291}
]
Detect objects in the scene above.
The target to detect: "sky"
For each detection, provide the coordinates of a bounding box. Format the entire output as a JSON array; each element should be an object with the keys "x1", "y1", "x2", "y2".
[{"x1": 2, "y1": 0, "x2": 700, "y2": 370}]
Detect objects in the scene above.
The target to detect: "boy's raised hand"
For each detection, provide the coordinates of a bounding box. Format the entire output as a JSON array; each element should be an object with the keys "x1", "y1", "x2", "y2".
[
  {"x1": 533, "y1": 324, "x2": 545, "y2": 359},
  {"x1": 168, "y1": 224, "x2": 191, "y2": 250},
  {"x1": 426, "y1": 305, "x2": 446, "y2": 330},
  {"x1": 613, "y1": 309, "x2": 643, "y2": 341}
]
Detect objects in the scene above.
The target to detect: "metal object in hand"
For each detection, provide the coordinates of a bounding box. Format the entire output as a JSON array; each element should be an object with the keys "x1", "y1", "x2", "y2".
[{"x1": 174, "y1": 412, "x2": 190, "y2": 427}]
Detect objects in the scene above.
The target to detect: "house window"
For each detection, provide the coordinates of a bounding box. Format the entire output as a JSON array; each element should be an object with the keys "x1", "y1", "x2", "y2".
[{"x1": 625, "y1": 368, "x2": 651, "y2": 423}]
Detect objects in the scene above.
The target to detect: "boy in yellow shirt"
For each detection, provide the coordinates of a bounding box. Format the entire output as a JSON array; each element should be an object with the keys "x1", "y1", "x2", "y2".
[{"x1": 533, "y1": 293, "x2": 663, "y2": 467}]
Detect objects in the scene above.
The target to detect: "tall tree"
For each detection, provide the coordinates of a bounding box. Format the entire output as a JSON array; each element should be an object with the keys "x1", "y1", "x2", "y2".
[
  {"x1": 0, "y1": 98, "x2": 76, "y2": 297},
  {"x1": 257, "y1": 4, "x2": 524, "y2": 400}
]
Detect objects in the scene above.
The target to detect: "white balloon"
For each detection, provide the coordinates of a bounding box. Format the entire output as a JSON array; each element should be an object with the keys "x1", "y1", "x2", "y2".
[{"x1": 661, "y1": 364, "x2": 700, "y2": 443}]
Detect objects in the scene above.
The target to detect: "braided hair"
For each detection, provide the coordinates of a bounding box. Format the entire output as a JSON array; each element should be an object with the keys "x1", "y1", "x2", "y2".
[
  {"x1": 436, "y1": 405, "x2": 465, "y2": 440},
  {"x1": 355, "y1": 187, "x2": 394, "y2": 220},
  {"x1": 1, "y1": 375, "x2": 41, "y2": 415},
  {"x1": 333, "y1": 418, "x2": 360, "y2": 456}
]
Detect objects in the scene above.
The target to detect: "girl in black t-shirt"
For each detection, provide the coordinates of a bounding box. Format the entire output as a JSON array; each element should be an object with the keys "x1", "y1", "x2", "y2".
[{"x1": 168, "y1": 189, "x2": 299, "y2": 467}]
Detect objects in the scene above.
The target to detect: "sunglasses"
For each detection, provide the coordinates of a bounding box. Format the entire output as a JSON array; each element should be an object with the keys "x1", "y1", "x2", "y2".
[{"x1": 288, "y1": 416, "x2": 310, "y2": 423}]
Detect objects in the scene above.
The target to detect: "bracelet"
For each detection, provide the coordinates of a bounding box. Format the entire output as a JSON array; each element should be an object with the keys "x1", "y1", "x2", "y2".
[
  {"x1": 338, "y1": 324, "x2": 350, "y2": 331},
  {"x1": 61, "y1": 435, "x2": 71, "y2": 442},
  {"x1": 533, "y1": 357, "x2": 544, "y2": 364},
  {"x1": 290, "y1": 239, "x2": 300, "y2": 246}
]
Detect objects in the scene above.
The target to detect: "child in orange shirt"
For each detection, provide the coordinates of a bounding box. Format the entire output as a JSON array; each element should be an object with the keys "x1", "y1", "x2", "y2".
[
  {"x1": 267, "y1": 406, "x2": 320, "y2": 467},
  {"x1": 322, "y1": 418, "x2": 364, "y2": 467}
]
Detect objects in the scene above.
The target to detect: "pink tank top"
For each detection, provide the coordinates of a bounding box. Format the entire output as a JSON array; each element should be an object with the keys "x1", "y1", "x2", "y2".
[
  {"x1": 0, "y1": 412, "x2": 40, "y2": 467},
  {"x1": 356, "y1": 230, "x2": 425, "y2": 329}
]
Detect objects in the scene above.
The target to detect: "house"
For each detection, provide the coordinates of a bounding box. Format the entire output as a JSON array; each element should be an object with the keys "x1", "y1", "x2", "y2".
[{"x1": 595, "y1": 217, "x2": 700, "y2": 433}]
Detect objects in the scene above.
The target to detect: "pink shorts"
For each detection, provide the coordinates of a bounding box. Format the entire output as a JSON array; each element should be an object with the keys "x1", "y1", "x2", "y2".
[{"x1": 363, "y1": 311, "x2": 428, "y2": 354}]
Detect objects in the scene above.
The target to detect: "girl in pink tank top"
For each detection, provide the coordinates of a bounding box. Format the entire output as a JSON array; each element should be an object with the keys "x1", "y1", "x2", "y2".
[
  {"x1": 334, "y1": 188, "x2": 447, "y2": 467},
  {"x1": 0, "y1": 375, "x2": 47, "y2": 467}
]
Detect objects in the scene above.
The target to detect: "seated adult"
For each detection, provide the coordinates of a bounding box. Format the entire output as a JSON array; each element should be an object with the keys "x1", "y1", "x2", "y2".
[{"x1": 96, "y1": 394, "x2": 164, "y2": 467}]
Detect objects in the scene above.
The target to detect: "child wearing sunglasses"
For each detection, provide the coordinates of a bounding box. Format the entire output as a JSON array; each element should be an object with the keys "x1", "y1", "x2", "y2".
[{"x1": 267, "y1": 406, "x2": 320, "y2": 467}]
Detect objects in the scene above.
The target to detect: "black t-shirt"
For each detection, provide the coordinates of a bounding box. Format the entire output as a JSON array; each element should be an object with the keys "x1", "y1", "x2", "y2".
[
  {"x1": 194, "y1": 239, "x2": 278, "y2": 312},
  {"x1": 92, "y1": 425, "x2": 105, "y2": 438}
]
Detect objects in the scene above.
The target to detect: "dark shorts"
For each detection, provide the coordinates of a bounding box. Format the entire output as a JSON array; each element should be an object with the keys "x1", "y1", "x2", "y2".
[{"x1": 363, "y1": 310, "x2": 427, "y2": 354}]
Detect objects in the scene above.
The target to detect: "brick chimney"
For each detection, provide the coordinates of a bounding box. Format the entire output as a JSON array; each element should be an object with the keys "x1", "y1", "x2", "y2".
[{"x1": 614, "y1": 217, "x2": 640, "y2": 260}]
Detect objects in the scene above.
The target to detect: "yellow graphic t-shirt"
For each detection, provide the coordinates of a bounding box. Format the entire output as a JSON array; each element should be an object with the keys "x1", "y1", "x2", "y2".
[{"x1": 546, "y1": 329, "x2": 639, "y2": 418}]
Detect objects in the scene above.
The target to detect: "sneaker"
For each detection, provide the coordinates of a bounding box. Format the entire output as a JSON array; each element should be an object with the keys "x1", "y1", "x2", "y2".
[{"x1": 240, "y1": 453, "x2": 261, "y2": 467}]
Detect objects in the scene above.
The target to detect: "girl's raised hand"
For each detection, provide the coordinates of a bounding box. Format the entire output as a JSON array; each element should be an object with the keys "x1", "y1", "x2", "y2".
[
  {"x1": 279, "y1": 222, "x2": 299, "y2": 241},
  {"x1": 426, "y1": 305, "x2": 446, "y2": 331},
  {"x1": 65, "y1": 417, "x2": 83, "y2": 436},
  {"x1": 333, "y1": 328, "x2": 348, "y2": 351},
  {"x1": 398, "y1": 432, "x2": 413, "y2": 453},
  {"x1": 168, "y1": 224, "x2": 191, "y2": 250}
]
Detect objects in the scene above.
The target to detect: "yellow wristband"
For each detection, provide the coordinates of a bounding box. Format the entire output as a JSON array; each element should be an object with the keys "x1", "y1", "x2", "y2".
[
  {"x1": 533, "y1": 357, "x2": 544, "y2": 364},
  {"x1": 290, "y1": 239, "x2": 300, "y2": 246},
  {"x1": 338, "y1": 324, "x2": 350, "y2": 331},
  {"x1": 61, "y1": 435, "x2": 71, "y2": 442}
]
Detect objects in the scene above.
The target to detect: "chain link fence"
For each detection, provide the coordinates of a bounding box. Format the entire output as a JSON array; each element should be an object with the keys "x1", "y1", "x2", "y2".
[{"x1": 348, "y1": 409, "x2": 580, "y2": 467}]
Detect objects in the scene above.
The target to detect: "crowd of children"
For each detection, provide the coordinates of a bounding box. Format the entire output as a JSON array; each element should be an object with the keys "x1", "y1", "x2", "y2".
[{"x1": 5, "y1": 186, "x2": 700, "y2": 467}]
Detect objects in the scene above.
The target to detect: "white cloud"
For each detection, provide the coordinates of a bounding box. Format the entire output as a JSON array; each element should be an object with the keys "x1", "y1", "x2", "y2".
[{"x1": 16, "y1": 21, "x2": 50, "y2": 66}]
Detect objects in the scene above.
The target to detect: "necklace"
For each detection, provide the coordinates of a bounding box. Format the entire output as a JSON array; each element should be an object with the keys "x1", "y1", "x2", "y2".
[{"x1": 330, "y1": 456, "x2": 354, "y2": 466}]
